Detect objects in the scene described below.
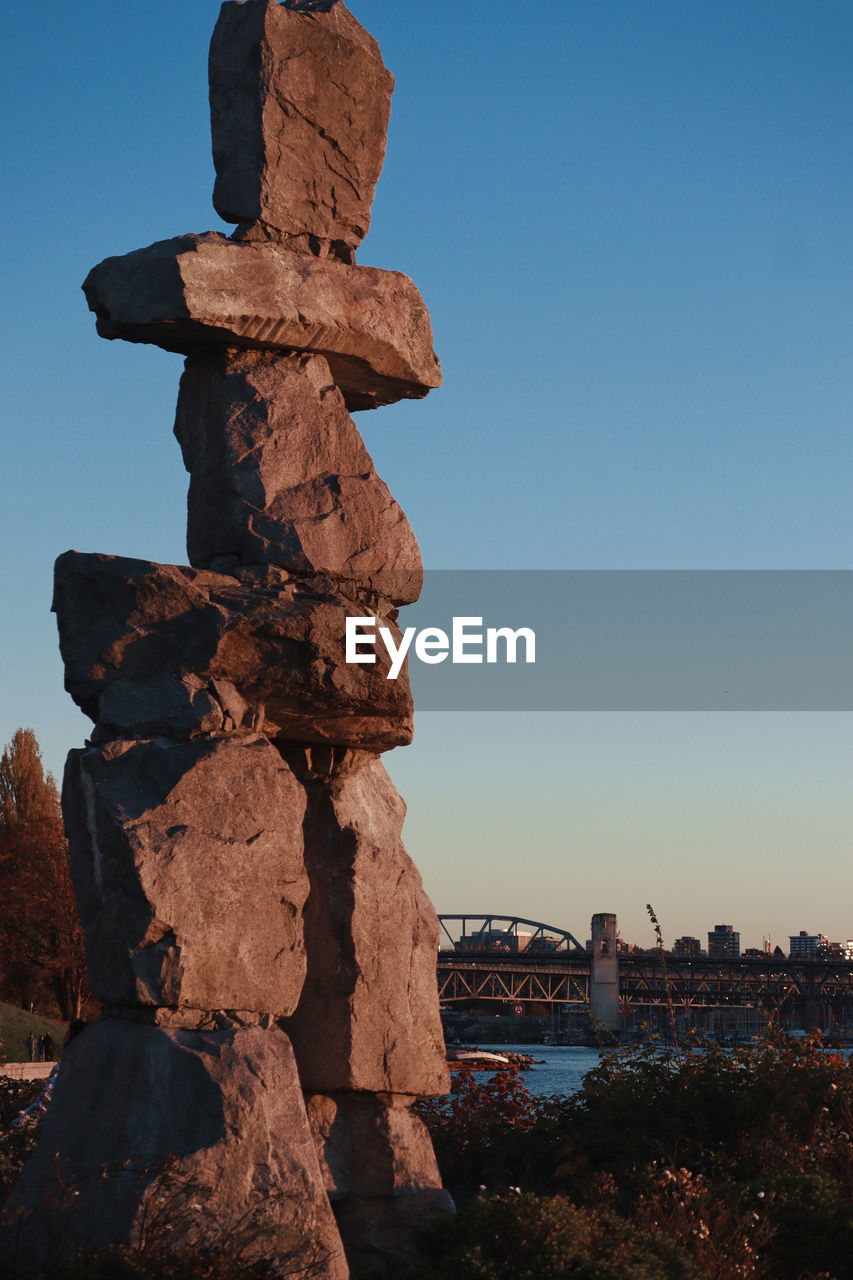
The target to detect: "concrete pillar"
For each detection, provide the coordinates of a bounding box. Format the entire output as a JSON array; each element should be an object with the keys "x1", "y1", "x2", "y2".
[
  {"x1": 590, "y1": 913, "x2": 620, "y2": 1032},
  {"x1": 803, "y1": 995, "x2": 821, "y2": 1032}
]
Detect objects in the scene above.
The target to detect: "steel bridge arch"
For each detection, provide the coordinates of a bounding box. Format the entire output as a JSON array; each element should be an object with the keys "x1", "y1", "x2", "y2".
[{"x1": 438, "y1": 914, "x2": 587, "y2": 954}]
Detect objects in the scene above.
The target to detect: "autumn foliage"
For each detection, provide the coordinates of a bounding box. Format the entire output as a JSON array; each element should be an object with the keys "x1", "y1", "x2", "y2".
[
  {"x1": 0, "y1": 729, "x2": 89, "y2": 1021},
  {"x1": 409, "y1": 1037, "x2": 853, "y2": 1280}
]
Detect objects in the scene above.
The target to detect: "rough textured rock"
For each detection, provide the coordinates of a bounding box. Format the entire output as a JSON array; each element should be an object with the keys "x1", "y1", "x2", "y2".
[
  {"x1": 62, "y1": 735, "x2": 309, "y2": 1012},
  {"x1": 82, "y1": 233, "x2": 441, "y2": 409},
  {"x1": 47, "y1": 2, "x2": 452, "y2": 1271},
  {"x1": 306, "y1": 1092, "x2": 453, "y2": 1272},
  {"x1": 306, "y1": 1092, "x2": 446, "y2": 1200},
  {"x1": 209, "y1": 0, "x2": 393, "y2": 260},
  {"x1": 0, "y1": 1022, "x2": 349, "y2": 1278},
  {"x1": 334, "y1": 1192, "x2": 455, "y2": 1275},
  {"x1": 173, "y1": 351, "x2": 423, "y2": 603},
  {"x1": 280, "y1": 748, "x2": 450, "y2": 1096},
  {"x1": 53, "y1": 551, "x2": 413, "y2": 749}
]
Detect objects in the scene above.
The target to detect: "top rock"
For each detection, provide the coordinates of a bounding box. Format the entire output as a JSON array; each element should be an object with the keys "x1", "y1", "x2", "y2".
[{"x1": 210, "y1": 0, "x2": 394, "y2": 262}]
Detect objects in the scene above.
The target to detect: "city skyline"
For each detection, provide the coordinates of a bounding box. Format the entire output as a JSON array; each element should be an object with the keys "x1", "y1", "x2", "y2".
[{"x1": 1, "y1": 1, "x2": 852, "y2": 948}]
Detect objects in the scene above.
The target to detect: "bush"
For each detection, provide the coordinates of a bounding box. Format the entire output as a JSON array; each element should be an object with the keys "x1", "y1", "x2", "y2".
[
  {"x1": 33, "y1": 1247, "x2": 279, "y2": 1279},
  {"x1": 413, "y1": 1034, "x2": 853, "y2": 1279},
  {"x1": 364, "y1": 1192, "x2": 701, "y2": 1280},
  {"x1": 414, "y1": 1065, "x2": 549, "y2": 1202},
  {"x1": 7, "y1": 1035, "x2": 853, "y2": 1279},
  {"x1": 0, "y1": 1074, "x2": 43, "y2": 1207}
]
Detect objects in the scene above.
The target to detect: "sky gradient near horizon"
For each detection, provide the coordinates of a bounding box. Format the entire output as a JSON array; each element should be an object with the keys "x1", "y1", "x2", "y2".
[{"x1": 1, "y1": 1, "x2": 851, "y2": 949}]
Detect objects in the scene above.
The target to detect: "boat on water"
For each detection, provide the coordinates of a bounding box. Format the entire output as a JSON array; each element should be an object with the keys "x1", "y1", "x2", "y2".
[
  {"x1": 446, "y1": 1048, "x2": 539, "y2": 1071},
  {"x1": 449, "y1": 1050, "x2": 512, "y2": 1067}
]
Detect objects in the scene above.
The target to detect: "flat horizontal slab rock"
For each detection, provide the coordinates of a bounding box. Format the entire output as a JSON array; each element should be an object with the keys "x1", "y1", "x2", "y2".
[
  {"x1": 53, "y1": 551, "x2": 413, "y2": 750},
  {"x1": 83, "y1": 233, "x2": 441, "y2": 410},
  {"x1": 63, "y1": 735, "x2": 309, "y2": 1011},
  {"x1": 210, "y1": 0, "x2": 392, "y2": 260},
  {"x1": 0, "y1": 1022, "x2": 348, "y2": 1278}
]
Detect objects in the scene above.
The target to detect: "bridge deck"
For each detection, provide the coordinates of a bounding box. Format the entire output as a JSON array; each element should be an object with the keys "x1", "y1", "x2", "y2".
[{"x1": 438, "y1": 951, "x2": 853, "y2": 1012}]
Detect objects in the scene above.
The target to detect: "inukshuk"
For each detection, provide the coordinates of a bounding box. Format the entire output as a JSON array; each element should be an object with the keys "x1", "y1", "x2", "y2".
[{"x1": 1, "y1": 3, "x2": 451, "y2": 1275}]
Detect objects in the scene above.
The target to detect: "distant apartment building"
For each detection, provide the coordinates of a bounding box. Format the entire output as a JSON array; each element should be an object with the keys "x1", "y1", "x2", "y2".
[
  {"x1": 455, "y1": 929, "x2": 561, "y2": 954},
  {"x1": 788, "y1": 931, "x2": 828, "y2": 960},
  {"x1": 673, "y1": 936, "x2": 702, "y2": 958},
  {"x1": 707, "y1": 924, "x2": 740, "y2": 958},
  {"x1": 456, "y1": 929, "x2": 521, "y2": 953}
]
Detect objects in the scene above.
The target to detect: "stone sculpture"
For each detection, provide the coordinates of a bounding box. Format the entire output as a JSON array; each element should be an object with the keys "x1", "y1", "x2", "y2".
[{"x1": 0, "y1": 3, "x2": 451, "y2": 1275}]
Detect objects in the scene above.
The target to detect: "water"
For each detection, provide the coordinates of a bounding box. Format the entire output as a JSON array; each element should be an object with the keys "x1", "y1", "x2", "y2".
[
  {"x1": 470, "y1": 1044, "x2": 601, "y2": 1098},
  {"x1": 470, "y1": 1042, "x2": 853, "y2": 1099}
]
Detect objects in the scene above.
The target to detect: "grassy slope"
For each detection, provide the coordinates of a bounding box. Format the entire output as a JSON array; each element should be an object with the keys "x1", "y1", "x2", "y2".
[{"x1": 0, "y1": 1001, "x2": 66, "y2": 1063}]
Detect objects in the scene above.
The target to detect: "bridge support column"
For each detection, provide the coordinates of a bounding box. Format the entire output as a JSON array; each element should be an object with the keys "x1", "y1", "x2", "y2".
[
  {"x1": 803, "y1": 996, "x2": 821, "y2": 1032},
  {"x1": 590, "y1": 913, "x2": 620, "y2": 1033}
]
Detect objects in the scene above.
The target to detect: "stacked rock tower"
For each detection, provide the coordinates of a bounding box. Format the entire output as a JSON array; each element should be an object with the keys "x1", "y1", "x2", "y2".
[{"x1": 1, "y1": 3, "x2": 451, "y2": 1275}]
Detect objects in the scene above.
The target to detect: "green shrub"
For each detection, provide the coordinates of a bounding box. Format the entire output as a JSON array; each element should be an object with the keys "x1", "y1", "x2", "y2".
[
  {"x1": 9, "y1": 1035, "x2": 853, "y2": 1279},
  {"x1": 744, "y1": 1173, "x2": 853, "y2": 1280},
  {"x1": 414, "y1": 1065, "x2": 553, "y2": 1202},
  {"x1": 557, "y1": 1033, "x2": 853, "y2": 1198},
  {"x1": 362, "y1": 1192, "x2": 700, "y2": 1280},
  {"x1": 0, "y1": 1074, "x2": 43, "y2": 1206},
  {"x1": 33, "y1": 1245, "x2": 279, "y2": 1278},
  {"x1": 414, "y1": 1034, "x2": 853, "y2": 1278}
]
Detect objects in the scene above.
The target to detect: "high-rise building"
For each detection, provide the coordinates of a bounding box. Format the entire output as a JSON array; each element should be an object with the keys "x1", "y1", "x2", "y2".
[
  {"x1": 707, "y1": 923, "x2": 740, "y2": 958},
  {"x1": 788, "y1": 931, "x2": 829, "y2": 959},
  {"x1": 673, "y1": 936, "x2": 702, "y2": 957}
]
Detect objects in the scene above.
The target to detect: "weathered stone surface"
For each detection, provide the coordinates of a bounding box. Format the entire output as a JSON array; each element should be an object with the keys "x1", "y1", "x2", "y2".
[
  {"x1": 53, "y1": 551, "x2": 413, "y2": 749},
  {"x1": 306, "y1": 1092, "x2": 453, "y2": 1271},
  {"x1": 82, "y1": 233, "x2": 441, "y2": 409},
  {"x1": 306, "y1": 1092, "x2": 446, "y2": 1200},
  {"x1": 280, "y1": 748, "x2": 450, "y2": 1096},
  {"x1": 209, "y1": 0, "x2": 393, "y2": 260},
  {"x1": 173, "y1": 351, "x2": 422, "y2": 603},
  {"x1": 334, "y1": 1192, "x2": 455, "y2": 1275},
  {"x1": 0, "y1": 1022, "x2": 349, "y2": 1278},
  {"x1": 63, "y1": 735, "x2": 309, "y2": 1011},
  {"x1": 52, "y1": 3, "x2": 448, "y2": 1272}
]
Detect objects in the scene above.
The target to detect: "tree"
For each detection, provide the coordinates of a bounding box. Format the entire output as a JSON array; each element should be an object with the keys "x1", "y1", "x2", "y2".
[
  {"x1": 0, "y1": 728, "x2": 60, "y2": 832},
  {"x1": 0, "y1": 729, "x2": 89, "y2": 1021}
]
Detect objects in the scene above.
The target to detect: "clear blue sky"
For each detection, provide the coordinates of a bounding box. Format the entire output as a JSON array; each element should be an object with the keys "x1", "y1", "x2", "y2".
[{"x1": 1, "y1": 1, "x2": 851, "y2": 949}]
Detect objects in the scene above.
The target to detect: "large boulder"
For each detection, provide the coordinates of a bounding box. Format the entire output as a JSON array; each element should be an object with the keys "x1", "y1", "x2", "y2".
[
  {"x1": 307, "y1": 1092, "x2": 443, "y2": 1200},
  {"x1": 0, "y1": 1022, "x2": 349, "y2": 1278},
  {"x1": 209, "y1": 0, "x2": 393, "y2": 260},
  {"x1": 281, "y1": 748, "x2": 450, "y2": 1096},
  {"x1": 63, "y1": 735, "x2": 308, "y2": 1012},
  {"x1": 306, "y1": 1091, "x2": 453, "y2": 1273},
  {"x1": 82, "y1": 233, "x2": 441, "y2": 409},
  {"x1": 53, "y1": 551, "x2": 413, "y2": 749},
  {"x1": 173, "y1": 351, "x2": 422, "y2": 603}
]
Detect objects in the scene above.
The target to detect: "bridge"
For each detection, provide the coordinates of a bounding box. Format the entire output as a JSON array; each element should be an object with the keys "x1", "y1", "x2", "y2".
[
  {"x1": 438, "y1": 914, "x2": 587, "y2": 954},
  {"x1": 437, "y1": 915, "x2": 853, "y2": 1033}
]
